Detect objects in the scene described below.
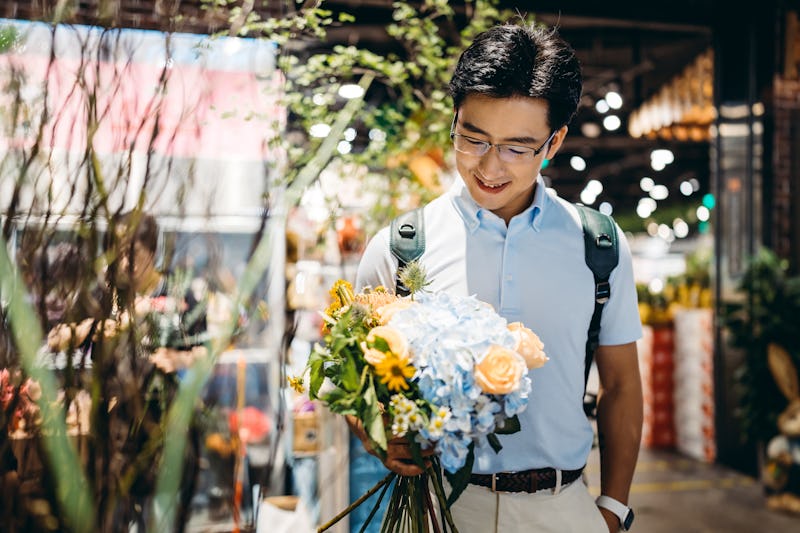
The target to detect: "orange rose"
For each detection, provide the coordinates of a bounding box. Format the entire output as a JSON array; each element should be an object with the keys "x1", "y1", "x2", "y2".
[
  {"x1": 365, "y1": 326, "x2": 408, "y2": 358},
  {"x1": 376, "y1": 300, "x2": 417, "y2": 325},
  {"x1": 474, "y1": 345, "x2": 526, "y2": 394},
  {"x1": 363, "y1": 347, "x2": 387, "y2": 366},
  {"x1": 508, "y1": 322, "x2": 548, "y2": 369}
]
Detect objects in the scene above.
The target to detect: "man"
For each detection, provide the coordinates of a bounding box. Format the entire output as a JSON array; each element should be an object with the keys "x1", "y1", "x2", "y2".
[{"x1": 354, "y1": 22, "x2": 643, "y2": 532}]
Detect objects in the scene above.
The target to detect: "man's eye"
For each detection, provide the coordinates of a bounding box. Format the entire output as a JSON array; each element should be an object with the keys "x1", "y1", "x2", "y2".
[
  {"x1": 465, "y1": 137, "x2": 486, "y2": 146},
  {"x1": 504, "y1": 146, "x2": 530, "y2": 156}
]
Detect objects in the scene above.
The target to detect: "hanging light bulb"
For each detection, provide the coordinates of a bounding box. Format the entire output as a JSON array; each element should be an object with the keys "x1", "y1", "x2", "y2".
[{"x1": 605, "y1": 91, "x2": 623, "y2": 109}]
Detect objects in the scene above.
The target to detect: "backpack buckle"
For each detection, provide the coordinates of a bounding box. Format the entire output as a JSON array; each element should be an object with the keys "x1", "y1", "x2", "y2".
[
  {"x1": 595, "y1": 281, "x2": 610, "y2": 304},
  {"x1": 399, "y1": 223, "x2": 416, "y2": 239},
  {"x1": 596, "y1": 234, "x2": 613, "y2": 249}
]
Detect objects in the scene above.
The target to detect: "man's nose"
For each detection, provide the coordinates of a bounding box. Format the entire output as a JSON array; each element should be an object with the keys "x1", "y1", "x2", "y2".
[{"x1": 479, "y1": 145, "x2": 505, "y2": 176}]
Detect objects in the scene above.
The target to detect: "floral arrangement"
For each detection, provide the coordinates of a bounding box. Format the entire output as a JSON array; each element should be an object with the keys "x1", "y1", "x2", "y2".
[
  {"x1": 1, "y1": 368, "x2": 42, "y2": 438},
  {"x1": 294, "y1": 263, "x2": 547, "y2": 531}
]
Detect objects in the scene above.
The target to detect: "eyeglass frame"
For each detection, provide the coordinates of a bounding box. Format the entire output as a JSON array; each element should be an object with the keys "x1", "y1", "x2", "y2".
[{"x1": 449, "y1": 111, "x2": 558, "y2": 162}]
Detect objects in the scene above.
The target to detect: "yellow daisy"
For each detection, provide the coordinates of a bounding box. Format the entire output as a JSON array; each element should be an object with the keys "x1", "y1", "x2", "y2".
[
  {"x1": 287, "y1": 375, "x2": 305, "y2": 393},
  {"x1": 374, "y1": 353, "x2": 415, "y2": 392}
]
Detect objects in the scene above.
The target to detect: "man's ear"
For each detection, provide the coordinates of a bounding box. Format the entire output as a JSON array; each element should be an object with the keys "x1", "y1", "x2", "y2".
[{"x1": 545, "y1": 125, "x2": 569, "y2": 160}]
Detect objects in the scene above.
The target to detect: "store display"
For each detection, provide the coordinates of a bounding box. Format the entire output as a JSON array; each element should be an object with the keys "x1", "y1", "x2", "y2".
[
  {"x1": 293, "y1": 409, "x2": 321, "y2": 454},
  {"x1": 639, "y1": 325, "x2": 676, "y2": 449},
  {"x1": 673, "y1": 308, "x2": 716, "y2": 463}
]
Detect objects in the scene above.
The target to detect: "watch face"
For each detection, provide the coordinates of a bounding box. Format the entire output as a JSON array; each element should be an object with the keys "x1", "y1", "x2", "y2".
[{"x1": 623, "y1": 509, "x2": 635, "y2": 530}]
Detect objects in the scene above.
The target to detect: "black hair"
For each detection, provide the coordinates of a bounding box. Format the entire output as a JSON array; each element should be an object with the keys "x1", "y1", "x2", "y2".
[
  {"x1": 449, "y1": 23, "x2": 583, "y2": 130},
  {"x1": 107, "y1": 211, "x2": 159, "y2": 254},
  {"x1": 46, "y1": 242, "x2": 83, "y2": 288}
]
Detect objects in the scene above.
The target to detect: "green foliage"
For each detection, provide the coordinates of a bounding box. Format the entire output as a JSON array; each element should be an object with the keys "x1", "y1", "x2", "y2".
[
  {"x1": 0, "y1": 25, "x2": 19, "y2": 53},
  {"x1": 308, "y1": 302, "x2": 390, "y2": 453},
  {"x1": 0, "y1": 7, "x2": 371, "y2": 530},
  {"x1": 203, "y1": 0, "x2": 514, "y2": 233},
  {"x1": 723, "y1": 248, "x2": 800, "y2": 443},
  {"x1": 279, "y1": 0, "x2": 511, "y2": 226}
]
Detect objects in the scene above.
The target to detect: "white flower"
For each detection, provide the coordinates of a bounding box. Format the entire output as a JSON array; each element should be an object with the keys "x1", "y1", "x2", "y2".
[{"x1": 391, "y1": 413, "x2": 410, "y2": 437}]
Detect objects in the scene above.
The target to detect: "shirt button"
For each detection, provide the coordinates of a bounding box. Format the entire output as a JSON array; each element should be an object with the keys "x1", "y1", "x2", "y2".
[{"x1": 505, "y1": 275, "x2": 513, "y2": 281}]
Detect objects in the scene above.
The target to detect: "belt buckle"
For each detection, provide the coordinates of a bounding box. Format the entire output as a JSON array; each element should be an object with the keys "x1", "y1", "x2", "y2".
[
  {"x1": 490, "y1": 473, "x2": 512, "y2": 494},
  {"x1": 491, "y1": 472, "x2": 536, "y2": 494}
]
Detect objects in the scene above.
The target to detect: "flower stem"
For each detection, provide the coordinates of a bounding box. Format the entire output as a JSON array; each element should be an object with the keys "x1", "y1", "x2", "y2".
[
  {"x1": 317, "y1": 472, "x2": 396, "y2": 532},
  {"x1": 359, "y1": 472, "x2": 395, "y2": 533},
  {"x1": 427, "y1": 464, "x2": 459, "y2": 533},
  {"x1": 422, "y1": 481, "x2": 441, "y2": 533}
]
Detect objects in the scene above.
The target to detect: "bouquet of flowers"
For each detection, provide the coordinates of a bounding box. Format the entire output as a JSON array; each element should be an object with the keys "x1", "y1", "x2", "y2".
[{"x1": 294, "y1": 263, "x2": 548, "y2": 532}]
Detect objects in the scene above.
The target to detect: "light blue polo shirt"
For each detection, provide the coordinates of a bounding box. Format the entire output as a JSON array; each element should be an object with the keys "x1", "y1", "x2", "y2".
[{"x1": 355, "y1": 176, "x2": 642, "y2": 473}]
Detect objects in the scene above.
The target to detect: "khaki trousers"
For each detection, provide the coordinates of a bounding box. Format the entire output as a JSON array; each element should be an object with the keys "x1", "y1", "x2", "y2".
[{"x1": 448, "y1": 479, "x2": 609, "y2": 533}]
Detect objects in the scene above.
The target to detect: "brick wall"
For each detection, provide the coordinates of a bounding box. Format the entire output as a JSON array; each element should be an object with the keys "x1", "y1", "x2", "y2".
[
  {"x1": 771, "y1": 77, "x2": 800, "y2": 261},
  {"x1": 771, "y1": 9, "x2": 800, "y2": 265}
]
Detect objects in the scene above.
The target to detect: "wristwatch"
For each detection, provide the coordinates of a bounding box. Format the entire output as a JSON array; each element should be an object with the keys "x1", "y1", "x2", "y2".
[{"x1": 596, "y1": 495, "x2": 634, "y2": 531}]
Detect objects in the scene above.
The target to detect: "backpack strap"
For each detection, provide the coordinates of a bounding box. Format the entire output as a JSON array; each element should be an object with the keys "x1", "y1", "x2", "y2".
[
  {"x1": 389, "y1": 208, "x2": 425, "y2": 296},
  {"x1": 576, "y1": 205, "x2": 619, "y2": 405}
]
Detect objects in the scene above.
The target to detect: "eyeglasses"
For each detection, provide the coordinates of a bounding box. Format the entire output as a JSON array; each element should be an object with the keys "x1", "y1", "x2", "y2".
[{"x1": 449, "y1": 112, "x2": 557, "y2": 163}]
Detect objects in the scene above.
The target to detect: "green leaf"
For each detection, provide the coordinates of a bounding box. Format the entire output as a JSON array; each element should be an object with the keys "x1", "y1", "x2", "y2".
[
  {"x1": 487, "y1": 433, "x2": 503, "y2": 454},
  {"x1": 372, "y1": 337, "x2": 390, "y2": 352},
  {"x1": 321, "y1": 388, "x2": 359, "y2": 416},
  {"x1": 307, "y1": 349, "x2": 325, "y2": 399},
  {"x1": 495, "y1": 414, "x2": 520, "y2": 434},
  {"x1": 408, "y1": 434, "x2": 426, "y2": 468},
  {"x1": 445, "y1": 443, "x2": 474, "y2": 507},
  {"x1": 340, "y1": 349, "x2": 361, "y2": 392},
  {"x1": 364, "y1": 382, "x2": 387, "y2": 452}
]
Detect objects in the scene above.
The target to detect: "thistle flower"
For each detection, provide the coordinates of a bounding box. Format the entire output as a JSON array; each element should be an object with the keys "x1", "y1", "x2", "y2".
[{"x1": 398, "y1": 260, "x2": 430, "y2": 299}]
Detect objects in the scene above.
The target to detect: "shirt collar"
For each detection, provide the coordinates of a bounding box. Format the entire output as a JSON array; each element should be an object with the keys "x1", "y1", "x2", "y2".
[
  {"x1": 530, "y1": 175, "x2": 547, "y2": 232},
  {"x1": 449, "y1": 175, "x2": 547, "y2": 232}
]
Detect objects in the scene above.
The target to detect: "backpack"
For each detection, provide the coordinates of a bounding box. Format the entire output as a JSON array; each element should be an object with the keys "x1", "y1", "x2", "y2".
[{"x1": 389, "y1": 205, "x2": 619, "y2": 417}]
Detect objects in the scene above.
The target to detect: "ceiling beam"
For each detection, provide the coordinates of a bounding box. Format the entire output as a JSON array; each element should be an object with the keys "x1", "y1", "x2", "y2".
[{"x1": 535, "y1": 13, "x2": 711, "y2": 34}]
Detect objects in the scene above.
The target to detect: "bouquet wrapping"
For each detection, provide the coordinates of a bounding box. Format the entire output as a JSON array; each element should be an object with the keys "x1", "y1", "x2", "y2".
[{"x1": 296, "y1": 267, "x2": 547, "y2": 532}]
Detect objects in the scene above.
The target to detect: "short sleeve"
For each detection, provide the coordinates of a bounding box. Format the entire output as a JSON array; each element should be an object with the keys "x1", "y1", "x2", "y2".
[
  {"x1": 598, "y1": 225, "x2": 643, "y2": 346},
  {"x1": 354, "y1": 226, "x2": 397, "y2": 293}
]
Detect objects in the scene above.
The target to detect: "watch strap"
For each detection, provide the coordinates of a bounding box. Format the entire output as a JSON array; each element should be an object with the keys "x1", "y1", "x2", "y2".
[{"x1": 596, "y1": 495, "x2": 633, "y2": 530}]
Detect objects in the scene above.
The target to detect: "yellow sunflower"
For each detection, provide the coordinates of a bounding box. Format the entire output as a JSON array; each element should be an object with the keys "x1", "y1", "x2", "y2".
[{"x1": 374, "y1": 352, "x2": 415, "y2": 392}]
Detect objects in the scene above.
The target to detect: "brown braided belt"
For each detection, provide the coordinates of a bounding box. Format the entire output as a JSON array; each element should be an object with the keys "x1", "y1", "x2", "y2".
[{"x1": 469, "y1": 467, "x2": 584, "y2": 493}]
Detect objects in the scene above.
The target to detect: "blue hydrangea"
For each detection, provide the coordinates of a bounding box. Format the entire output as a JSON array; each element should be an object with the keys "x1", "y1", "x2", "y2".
[{"x1": 387, "y1": 292, "x2": 533, "y2": 473}]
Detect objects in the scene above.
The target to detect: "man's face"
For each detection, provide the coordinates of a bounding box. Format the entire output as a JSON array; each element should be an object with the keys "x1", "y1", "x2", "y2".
[{"x1": 453, "y1": 94, "x2": 567, "y2": 223}]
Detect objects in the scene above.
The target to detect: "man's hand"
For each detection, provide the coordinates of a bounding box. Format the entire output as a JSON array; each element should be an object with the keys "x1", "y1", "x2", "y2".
[{"x1": 345, "y1": 415, "x2": 432, "y2": 477}]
